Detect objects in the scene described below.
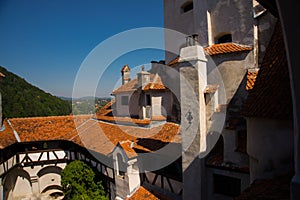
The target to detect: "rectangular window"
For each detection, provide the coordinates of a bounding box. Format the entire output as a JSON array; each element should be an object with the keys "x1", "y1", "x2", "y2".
[
  {"x1": 213, "y1": 174, "x2": 241, "y2": 197},
  {"x1": 121, "y1": 96, "x2": 128, "y2": 105},
  {"x1": 146, "y1": 94, "x2": 151, "y2": 106}
]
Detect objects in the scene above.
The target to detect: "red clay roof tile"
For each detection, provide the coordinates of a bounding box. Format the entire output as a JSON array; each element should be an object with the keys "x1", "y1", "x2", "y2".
[
  {"x1": 96, "y1": 99, "x2": 115, "y2": 116},
  {"x1": 127, "y1": 186, "x2": 159, "y2": 200},
  {"x1": 246, "y1": 69, "x2": 259, "y2": 90},
  {"x1": 3, "y1": 114, "x2": 180, "y2": 156},
  {"x1": 168, "y1": 56, "x2": 180, "y2": 66},
  {"x1": 167, "y1": 43, "x2": 253, "y2": 66},
  {"x1": 111, "y1": 74, "x2": 166, "y2": 94},
  {"x1": 119, "y1": 140, "x2": 138, "y2": 159},
  {"x1": 242, "y1": 21, "x2": 293, "y2": 119},
  {"x1": 0, "y1": 120, "x2": 17, "y2": 149},
  {"x1": 204, "y1": 43, "x2": 252, "y2": 56}
]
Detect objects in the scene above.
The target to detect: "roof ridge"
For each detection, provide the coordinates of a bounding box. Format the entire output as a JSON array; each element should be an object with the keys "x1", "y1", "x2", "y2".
[
  {"x1": 68, "y1": 118, "x2": 97, "y2": 141},
  {"x1": 7, "y1": 119, "x2": 21, "y2": 142},
  {"x1": 204, "y1": 42, "x2": 252, "y2": 48}
]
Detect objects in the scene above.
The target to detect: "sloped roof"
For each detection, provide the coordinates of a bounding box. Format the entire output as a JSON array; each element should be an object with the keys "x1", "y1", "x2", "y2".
[
  {"x1": 168, "y1": 56, "x2": 180, "y2": 66},
  {"x1": 242, "y1": 21, "x2": 293, "y2": 119},
  {"x1": 96, "y1": 99, "x2": 115, "y2": 116},
  {"x1": 111, "y1": 73, "x2": 166, "y2": 94},
  {"x1": 168, "y1": 43, "x2": 253, "y2": 66},
  {"x1": 121, "y1": 65, "x2": 130, "y2": 72},
  {"x1": 118, "y1": 140, "x2": 138, "y2": 159},
  {"x1": 246, "y1": 69, "x2": 259, "y2": 90},
  {"x1": 0, "y1": 120, "x2": 18, "y2": 148},
  {"x1": 127, "y1": 186, "x2": 159, "y2": 200},
  {"x1": 204, "y1": 43, "x2": 252, "y2": 56},
  {"x1": 0, "y1": 115, "x2": 180, "y2": 156}
]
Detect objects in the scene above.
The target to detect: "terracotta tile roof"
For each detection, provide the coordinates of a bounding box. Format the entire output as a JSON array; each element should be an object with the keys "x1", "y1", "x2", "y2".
[
  {"x1": 143, "y1": 83, "x2": 166, "y2": 91},
  {"x1": 111, "y1": 74, "x2": 166, "y2": 94},
  {"x1": 96, "y1": 99, "x2": 115, "y2": 116},
  {"x1": 119, "y1": 140, "x2": 138, "y2": 159},
  {"x1": 95, "y1": 115, "x2": 151, "y2": 126},
  {"x1": 127, "y1": 186, "x2": 159, "y2": 200},
  {"x1": 242, "y1": 21, "x2": 293, "y2": 119},
  {"x1": 112, "y1": 78, "x2": 138, "y2": 94},
  {"x1": 0, "y1": 120, "x2": 17, "y2": 149},
  {"x1": 246, "y1": 68, "x2": 259, "y2": 90},
  {"x1": 151, "y1": 115, "x2": 166, "y2": 121},
  {"x1": 167, "y1": 43, "x2": 253, "y2": 66},
  {"x1": 204, "y1": 43, "x2": 252, "y2": 56},
  {"x1": 8, "y1": 115, "x2": 91, "y2": 144},
  {"x1": 235, "y1": 173, "x2": 292, "y2": 200},
  {"x1": 2, "y1": 114, "x2": 180, "y2": 156},
  {"x1": 168, "y1": 56, "x2": 180, "y2": 66},
  {"x1": 75, "y1": 121, "x2": 180, "y2": 155}
]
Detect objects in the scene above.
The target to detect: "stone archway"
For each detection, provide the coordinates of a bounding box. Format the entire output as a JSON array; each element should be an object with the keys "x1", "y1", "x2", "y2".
[{"x1": 3, "y1": 168, "x2": 32, "y2": 200}]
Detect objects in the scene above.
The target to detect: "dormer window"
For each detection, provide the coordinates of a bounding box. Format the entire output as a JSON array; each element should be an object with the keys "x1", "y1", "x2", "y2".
[
  {"x1": 181, "y1": 1, "x2": 193, "y2": 13},
  {"x1": 215, "y1": 34, "x2": 232, "y2": 44}
]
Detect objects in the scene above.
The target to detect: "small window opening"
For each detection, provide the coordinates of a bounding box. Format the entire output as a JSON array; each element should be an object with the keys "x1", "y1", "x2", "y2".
[
  {"x1": 181, "y1": 1, "x2": 193, "y2": 13},
  {"x1": 117, "y1": 154, "x2": 126, "y2": 177},
  {"x1": 146, "y1": 94, "x2": 151, "y2": 106},
  {"x1": 216, "y1": 34, "x2": 232, "y2": 44},
  {"x1": 121, "y1": 96, "x2": 129, "y2": 105}
]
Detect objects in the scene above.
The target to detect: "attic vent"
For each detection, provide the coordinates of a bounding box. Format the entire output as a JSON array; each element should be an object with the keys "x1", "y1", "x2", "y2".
[{"x1": 181, "y1": 1, "x2": 193, "y2": 13}]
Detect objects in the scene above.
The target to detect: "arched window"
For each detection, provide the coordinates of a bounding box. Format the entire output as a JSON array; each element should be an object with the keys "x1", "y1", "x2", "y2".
[
  {"x1": 181, "y1": 1, "x2": 193, "y2": 13},
  {"x1": 215, "y1": 34, "x2": 232, "y2": 44}
]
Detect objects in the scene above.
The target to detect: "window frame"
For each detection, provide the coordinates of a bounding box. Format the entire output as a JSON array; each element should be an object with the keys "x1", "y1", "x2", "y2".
[
  {"x1": 121, "y1": 95, "x2": 129, "y2": 106},
  {"x1": 181, "y1": 1, "x2": 194, "y2": 13}
]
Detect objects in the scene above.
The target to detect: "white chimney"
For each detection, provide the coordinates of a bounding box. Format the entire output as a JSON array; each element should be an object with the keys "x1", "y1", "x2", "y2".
[
  {"x1": 179, "y1": 34, "x2": 207, "y2": 91},
  {"x1": 137, "y1": 65, "x2": 150, "y2": 88}
]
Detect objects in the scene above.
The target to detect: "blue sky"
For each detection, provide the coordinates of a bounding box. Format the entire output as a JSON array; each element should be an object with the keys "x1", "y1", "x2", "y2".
[{"x1": 0, "y1": 0, "x2": 165, "y2": 98}]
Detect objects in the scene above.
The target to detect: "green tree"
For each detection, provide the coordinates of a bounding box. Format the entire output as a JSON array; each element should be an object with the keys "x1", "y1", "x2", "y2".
[
  {"x1": 0, "y1": 66, "x2": 72, "y2": 118},
  {"x1": 61, "y1": 160, "x2": 109, "y2": 200}
]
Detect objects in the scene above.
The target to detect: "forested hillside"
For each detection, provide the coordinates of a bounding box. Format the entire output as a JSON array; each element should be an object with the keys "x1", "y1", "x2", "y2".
[{"x1": 0, "y1": 66, "x2": 71, "y2": 118}]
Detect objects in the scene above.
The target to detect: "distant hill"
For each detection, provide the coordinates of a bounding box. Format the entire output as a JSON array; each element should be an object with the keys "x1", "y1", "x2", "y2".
[
  {"x1": 0, "y1": 66, "x2": 72, "y2": 118},
  {"x1": 57, "y1": 96, "x2": 112, "y2": 115},
  {"x1": 71, "y1": 97, "x2": 111, "y2": 115}
]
